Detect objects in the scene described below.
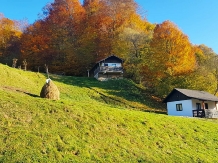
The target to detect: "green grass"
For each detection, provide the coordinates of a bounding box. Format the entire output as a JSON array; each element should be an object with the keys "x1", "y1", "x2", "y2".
[{"x1": 0, "y1": 64, "x2": 218, "y2": 162}]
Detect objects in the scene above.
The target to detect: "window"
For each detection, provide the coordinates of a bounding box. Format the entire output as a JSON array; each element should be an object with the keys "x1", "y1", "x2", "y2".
[
  {"x1": 176, "y1": 104, "x2": 183, "y2": 111},
  {"x1": 205, "y1": 103, "x2": 208, "y2": 109},
  {"x1": 104, "y1": 63, "x2": 108, "y2": 66},
  {"x1": 196, "y1": 103, "x2": 201, "y2": 110}
]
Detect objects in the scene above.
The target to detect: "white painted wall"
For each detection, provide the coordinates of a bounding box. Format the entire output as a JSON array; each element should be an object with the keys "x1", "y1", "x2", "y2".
[
  {"x1": 167, "y1": 100, "x2": 193, "y2": 117},
  {"x1": 101, "y1": 63, "x2": 122, "y2": 67},
  {"x1": 167, "y1": 99, "x2": 218, "y2": 117},
  {"x1": 191, "y1": 99, "x2": 217, "y2": 110}
]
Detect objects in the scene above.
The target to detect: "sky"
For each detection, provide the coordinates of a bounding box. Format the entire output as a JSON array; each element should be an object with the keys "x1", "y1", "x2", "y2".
[{"x1": 0, "y1": 0, "x2": 218, "y2": 53}]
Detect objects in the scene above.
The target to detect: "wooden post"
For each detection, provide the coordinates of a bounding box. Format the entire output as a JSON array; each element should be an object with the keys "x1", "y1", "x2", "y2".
[
  {"x1": 215, "y1": 102, "x2": 218, "y2": 110},
  {"x1": 202, "y1": 101, "x2": 205, "y2": 110},
  {"x1": 23, "y1": 59, "x2": 27, "y2": 71},
  {"x1": 87, "y1": 70, "x2": 89, "y2": 77},
  {"x1": 12, "y1": 58, "x2": 18, "y2": 68},
  {"x1": 202, "y1": 101, "x2": 205, "y2": 118}
]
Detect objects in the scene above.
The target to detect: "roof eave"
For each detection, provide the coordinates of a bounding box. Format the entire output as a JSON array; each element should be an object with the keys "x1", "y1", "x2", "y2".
[
  {"x1": 96, "y1": 55, "x2": 124, "y2": 63},
  {"x1": 191, "y1": 97, "x2": 218, "y2": 102}
]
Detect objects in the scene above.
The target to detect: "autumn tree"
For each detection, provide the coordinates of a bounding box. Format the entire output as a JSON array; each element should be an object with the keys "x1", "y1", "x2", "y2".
[
  {"x1": 83, "y1": 0, "x2": 139, "y2": 61},
  {"x1": 20, "y1": 20, "x2": 51, "y2": 71},
  {"x1": 41, "y1": 0, "x2": 88, "y2": 74},
  {"x1": 149, "y1": 21, "x2": 196, "y2": 77},
  {"x1": 118, "y1": 13, "x2": 154, "y2": 83},
  {"x1": 159, "y1": 45, "x2": 218, "y2": 97},
  {"x1": 82, "y1": 0, "x2": 107, "y2": 61},
  {"x1": 21, "y1": 0, "x2": 93, "y2": 75},
  {"x1": 146, "y1": 21, "x2": 196, "y2": 96},
  {"x1": 0, "y1": 13, "x2": 22, "y2": 64},
  {"x1": 193, "y1": 45, "x2": 218, "y2": 95}
]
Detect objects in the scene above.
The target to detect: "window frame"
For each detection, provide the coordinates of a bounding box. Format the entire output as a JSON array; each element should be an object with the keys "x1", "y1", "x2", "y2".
[{"x1": 176, "y1": 103, "x2": 183, "y2": 111}]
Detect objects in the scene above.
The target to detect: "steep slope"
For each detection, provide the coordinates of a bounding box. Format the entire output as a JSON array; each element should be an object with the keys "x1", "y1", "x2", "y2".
[{"x1": 0, "y1": 64, "x2": 218, "y2": 162}]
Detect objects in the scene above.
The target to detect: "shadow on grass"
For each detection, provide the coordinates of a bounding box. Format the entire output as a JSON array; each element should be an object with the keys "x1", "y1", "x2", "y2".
[
  {"x1": 48, "y1": 74, "x2": 166, "y2": 114},
  {"x1": 2, "y1": 86, "x2": 40, "y2": 98},
  {"x1": 18, "y1": 90, "x2": 40, "y2": 98}
]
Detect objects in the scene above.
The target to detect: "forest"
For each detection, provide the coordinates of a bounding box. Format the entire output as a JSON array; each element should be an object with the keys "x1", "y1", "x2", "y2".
[{"x1": 0, "y1": 0, "x2": 218, "y2": 98}]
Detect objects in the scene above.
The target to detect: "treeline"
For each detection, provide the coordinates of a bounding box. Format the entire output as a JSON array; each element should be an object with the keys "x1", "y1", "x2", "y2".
[{"x1": 0, "y1": 0, "x2": 218, "y2": 98}]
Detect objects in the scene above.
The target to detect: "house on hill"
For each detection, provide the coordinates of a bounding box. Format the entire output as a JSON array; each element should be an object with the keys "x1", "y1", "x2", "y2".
[
  {"x1": 163, "y1": 88, "x2": 218, "y2": 118},
  {"x1": 89, "y1": 55, "x2": 124, "y2": 81}
]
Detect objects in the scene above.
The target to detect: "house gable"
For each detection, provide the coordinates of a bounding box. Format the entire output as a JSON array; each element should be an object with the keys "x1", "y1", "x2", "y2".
[
  {"x1": 98, "y1": 55, "x2": 123, "y2": 64},
  {"x1": 163, "y1": 89, "x2": 191, "y2": 103}
]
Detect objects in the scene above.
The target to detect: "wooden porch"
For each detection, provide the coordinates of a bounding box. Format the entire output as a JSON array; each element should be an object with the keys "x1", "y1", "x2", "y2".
[
  {"x1": 99, "y1": 66, "x2": 123, "y2": 72},
  {"x1": 94, "y1": 66, "x2": 123, "y2": 78},
  {"x1": 193, "y1": 109, "x2": 218, "y2": 118},
  {"x1": 193, "y1": 110, "x2": 205, "y2": 118}
]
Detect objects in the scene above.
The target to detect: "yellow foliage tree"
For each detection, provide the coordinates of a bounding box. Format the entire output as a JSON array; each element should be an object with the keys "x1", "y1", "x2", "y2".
[
  {"x1": 0, "y1": 13, "x2": 22, "y2": 55},
  {"x1": 149, "y1": 20, "x2": 196, "y2": 77},
  {"x1": 0, "y1": 13, "x2": 22, "y2": 64}
]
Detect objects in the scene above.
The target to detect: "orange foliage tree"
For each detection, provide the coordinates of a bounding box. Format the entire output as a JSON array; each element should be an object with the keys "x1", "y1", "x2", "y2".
[
  {"x1": 21, "y1": 0, "x2": 92, "y2": 75},
  {"x1": 83, "y1": 0, "x2": 140, "y2": 61},
  {"x1": 42, "y1": 0, "x2": 87, "y2": 74},
  {"x1": 149, "y1": 21, "x2": 196, "y2": 77},
  {"x1": 144, "y1": 21, "x2": 197, "y2": 96},
  {"x1": 20, "y1": 20, "x2": 51, "y2": 70}
]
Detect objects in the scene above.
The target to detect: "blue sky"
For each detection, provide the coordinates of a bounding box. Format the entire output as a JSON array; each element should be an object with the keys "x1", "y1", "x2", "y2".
[
  {"x1": 0, "y1": 0, "x2": 218, "y2": 53},
  {"x1": 136, "y1": 0, "x2": 218, "y2": 54}
]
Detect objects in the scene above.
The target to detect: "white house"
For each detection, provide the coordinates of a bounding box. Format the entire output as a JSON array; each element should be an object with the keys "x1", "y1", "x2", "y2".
[{"x1": 163, "y1": 88, "x2": 218, "y2": 118}]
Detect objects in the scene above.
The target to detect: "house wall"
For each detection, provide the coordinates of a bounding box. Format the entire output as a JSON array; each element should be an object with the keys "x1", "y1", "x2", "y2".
[
  {"x1": 191, "y1": 99, "x2": 217, "y2": 110},
  {"x1": 167, "y1": 100, "x2": 193, "y2": 117},
  {"x1": 167, "y1": 99, "x2": 218, "y2": 117}
]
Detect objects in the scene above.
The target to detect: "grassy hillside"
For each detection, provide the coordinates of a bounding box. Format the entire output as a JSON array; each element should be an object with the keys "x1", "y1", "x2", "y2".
[{"x1": 0, "y1": 64, "x2": 218, "y2": 162}]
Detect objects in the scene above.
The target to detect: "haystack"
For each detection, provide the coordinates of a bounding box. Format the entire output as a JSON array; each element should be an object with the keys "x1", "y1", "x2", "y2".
[{"x1": 40, "y1": 79, "x2": 60, "y2": 100}]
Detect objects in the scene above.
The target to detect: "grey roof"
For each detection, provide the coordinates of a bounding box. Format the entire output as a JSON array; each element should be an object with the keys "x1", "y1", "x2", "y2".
[{"x1": 175, "y1": 88, "x2": 218, "y2": 101}]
